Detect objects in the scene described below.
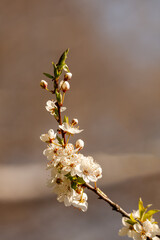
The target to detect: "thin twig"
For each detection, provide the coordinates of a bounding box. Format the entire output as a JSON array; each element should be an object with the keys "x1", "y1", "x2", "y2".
[
  {"x1": 54, "y1": 78, "x2": 66, "y2": 146},
  {"x1": 85, "y1": 183, "x2": 130, "y2": 218},
  {"x1": 58, "y1": 104, "x2": 66, "y2": 145}
]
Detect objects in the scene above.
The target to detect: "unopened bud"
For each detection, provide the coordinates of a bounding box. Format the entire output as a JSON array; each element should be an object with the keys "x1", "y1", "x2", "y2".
[
  {"x1": 76, "y1": 139, "x2": 84, "y2": 149},
  {"x1": 64, "y1": 72, "x2": 72, "y2": 81},
  {"x1": 40, "y1": 80, "x2": 48, "y2": 89},
  {"x1": 72, "y1": 118, "x2": 78, "y2": 125},
  {"x1": 59, "y1": 80, "x2": 64, "y2": 89},
  {"x1": 61, "y1": 81, "x2": 70, "y2": 92}
]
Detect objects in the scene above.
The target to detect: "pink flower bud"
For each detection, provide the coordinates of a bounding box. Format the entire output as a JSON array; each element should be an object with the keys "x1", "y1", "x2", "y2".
[
  {"x1": 76, "y1": 139, "x2": 84, "y2": 149},
  {"x1": 64, "y1": 72, "x2": 72, "y2": 81},
  {"x1": 61, "y1": 81, "x2": 70, "y2": 92},
  {"x1": 72, "y1": 118, "x2": 78, "y2": 125},
  {"x1": 40, "y1": 80, "x2": 48, "y2": 89}
]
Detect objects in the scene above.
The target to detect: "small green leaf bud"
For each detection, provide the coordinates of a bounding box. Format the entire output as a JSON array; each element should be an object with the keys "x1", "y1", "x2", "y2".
[
  {"x1": 55, "y1": 89, "x2": 62, "y2": 105},
  {"x1": 40, "y1": 80, "x2": 48, "y2": 89},
  {"x1": 64, "y1": 72, "x2": 72, "y2": 81}
]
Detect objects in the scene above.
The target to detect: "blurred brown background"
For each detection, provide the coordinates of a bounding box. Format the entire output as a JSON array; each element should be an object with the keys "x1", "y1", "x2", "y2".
[{"x1": 0, "y1": 0, "x2": 160, "y2": 239}]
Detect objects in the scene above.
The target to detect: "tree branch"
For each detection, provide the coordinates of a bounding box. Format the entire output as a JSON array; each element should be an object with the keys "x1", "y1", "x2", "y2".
[{"x1": 85, "y1": 183, "x2": 130, "y2": 218}]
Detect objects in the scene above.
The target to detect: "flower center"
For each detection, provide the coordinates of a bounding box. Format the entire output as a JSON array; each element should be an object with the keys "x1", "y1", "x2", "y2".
[
  {"x1": 83, "y1": 170, "x2": 89, "y2": 175},
  {"x1": 56, "y1": 178, "x2": 63, "y2": 184}
]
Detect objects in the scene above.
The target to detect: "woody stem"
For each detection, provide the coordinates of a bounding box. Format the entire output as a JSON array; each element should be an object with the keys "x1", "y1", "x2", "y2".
[{"x1": 85, "y1": 183, "x2": 130, "y2": 218}]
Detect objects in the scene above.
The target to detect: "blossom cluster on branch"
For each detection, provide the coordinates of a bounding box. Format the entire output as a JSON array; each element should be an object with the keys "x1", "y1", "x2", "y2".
[
  {"x1": 119, "y1": 199, "x2": 160, "y2": 240},
  {"x1": 40, "y1": 49, "x2": 102, "y2": 212},
  {"x1": 40, "y1": 49, "x2": 160, "y2": 239}
]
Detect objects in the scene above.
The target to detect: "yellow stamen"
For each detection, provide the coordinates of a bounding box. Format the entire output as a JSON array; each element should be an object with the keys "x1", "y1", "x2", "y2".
[
  {"x1": 49, "y1": 142, "x2": 60, "y2": 147},
  {"x1": 80, "y1": 188, "x2": 84, "y2": 202},
  {"x1": 66, "y1": 134, "x2": 71, "y2": 144}
]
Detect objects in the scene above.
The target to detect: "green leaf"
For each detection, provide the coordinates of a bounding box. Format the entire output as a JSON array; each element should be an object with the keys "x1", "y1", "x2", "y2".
[
  {"x1": 139, "y1": 198, "x2": 144, "y2": 212},
  {"x1": 65, "y1": 173, "x2": 72, "y2": 181},
  {"x1": 55, "y1": 89, "x2": 62, "y2": 104},
  {"x1": 125, "y1": 219, "x2": 136, "y2": 226},
  {"x1": 63, "y1": 115, "x2": 69, "y2": 124},
  {"x1": 65, "y1": 174, "x2": 85, "y2": 189},
  {"x1": 43, "y1": 72, "x2": 54, "y2": 79},
  {"x1": 130, "y1": 213, "x2": 137, "y2": 224},
  {"x1": 54, "y1": 65, "x2": 59, "y2": 79},
  {"x1": 152, "y1": 221, "x2": 158, "y2": 224},
  {"x1": 57, "y1": 49, "x2": 69, "y2": 68},
  {"x1": 139, "y1": 198, "x2": 145, "y2": 219},
  {"x1": 54, "y1": 108, "x2": 59, "y2": 121},
  {"x1": 52, "y1": 49, "x2": 70, "y2": 79},
  {"x1": 56, "y1": 135, "x2": 64, "y2": 145},
  {"x1": 65, "y1": 173, "x2": 76, "y2": 181},
  {"x1": 143, "y1": 210, "x2": 160, "y2": 221},
  {"x1": 77, "y1": 177, "x2": 85, "y2": 185},
  {"x1": 52, "y1": 62, "x2": 61, "y2": 79},
  {"x1": 146, "y1": 204, "x2": 152, "y2": 209},
  {"x1": 54, "y1": 108, "x2": 58, "y2": 116},
  {"x1": 71, "y1": 181, "x2": 77, "y2": 190}
]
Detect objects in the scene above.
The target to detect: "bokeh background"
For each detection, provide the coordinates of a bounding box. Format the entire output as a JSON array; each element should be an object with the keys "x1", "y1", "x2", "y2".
[{"x1": 0, "y1": 0, "x2": 160, "y2": 239}]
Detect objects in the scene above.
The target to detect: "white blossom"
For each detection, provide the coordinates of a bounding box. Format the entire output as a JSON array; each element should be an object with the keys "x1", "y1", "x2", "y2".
[
  {"x1": 60, "y1": 153, "x2": 81, "y2": 176},
  {"x1": 47, "y1": 169, "x2": 88, "y2": 211},
  {"x1": 40, "y1": 129, "x2": 56, "y2": 143},
  {"x1": 119, "y1": 217, "x2": 135, "y2": 238},
  {"x1": 56, "y1": 143, "x2": 75, "y2": 157},
  {"x1": 133, "y1": 220, "x2": 160, "y2": 240},
  {"x1": 132, "y1": 210, "x2": 140, "y2": 219},
  {"x1": 43, "y1": 141, "x2": 61, "y2": 162},
  {"x1": 75, "y1": 139, "x2": 84, "y2": 149},
  {"x1": 75, "y1": 155, "x2": 102, "y2": 183},
  {"x1": 119, "y1": 211, "x2": 160, "y2": 240},
  {"x1": 45, "y1": 100, "x2": 66, "y2": 115},
  {"x1": 59, "y1": 122, "x2": 83, "y2": 135},
  {"x1": 49, "y1": 173, "x2": 74, "y2": 207},
  {"x1": 72, "y1": 192, "x2": 88, "y2": 212}
]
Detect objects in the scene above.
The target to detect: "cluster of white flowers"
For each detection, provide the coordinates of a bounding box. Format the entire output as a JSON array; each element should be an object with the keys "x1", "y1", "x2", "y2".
[
  {"x1": 119, "y1": 201, "x2": 160, "y2": 240},
  {"x1": 40, "y1": 68, "x2": 102, "y2": 212},
  {"x1": 40, "y1": 125, "x2": 102, "y2": 211}
]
